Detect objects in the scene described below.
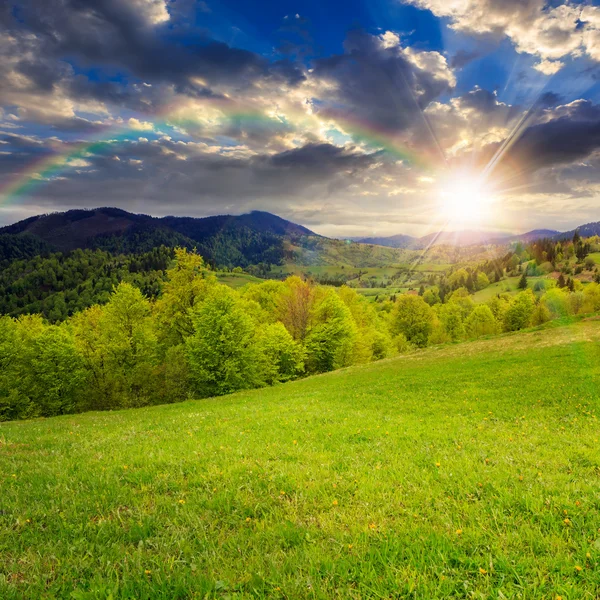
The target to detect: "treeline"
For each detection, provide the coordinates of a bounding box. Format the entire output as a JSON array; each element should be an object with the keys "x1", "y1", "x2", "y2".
[
  {"x1": 416, "y1": 282, "x2": 600, "y2": 345},
  {"x1": 0, "y1": 250, "x2": 394, "y2": 421},
  {"x1": 0, "y1": 247, "x2": 174, "y2": 322},
  {"x1": 3, "y1": 249, "x2": 600, "y2": 422}
]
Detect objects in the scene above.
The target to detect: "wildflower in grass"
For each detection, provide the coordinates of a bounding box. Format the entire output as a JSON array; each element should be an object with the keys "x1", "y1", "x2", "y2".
[
  {"x1": 348, "y1": 544, "x2": 353, "y2": 550},
  {"x1": 293, "y1": 440, "x2": 297, "y2": 445},
  {"x1": 586, "y1": 552, "x2": 591, "y2": 559},
  {"x1": 575, "y1": 565, "x2": 582, "y2": 572},
  {"x1": 332, "y1": 500, "x2": 338, "y2": 506},
  {"x1": 145, "y1": 570, "x2": 151, "y2": 575},
  {"x1": 369, "y1": 523, "x2": 376, "y2": 529},
  {"x1": 246, "y1": 517, "x2": 251, "y2": 522},
  {"x1": 479, "y1": 568, "x2": 487, "y2": 575},
  {"x1": 455, "y1": 529, "x2": 462, "y2": 535},
  {"x1": 280, "y1": 490, "x2": 285, "y2": 495},
  {"x1": 435, "y1": 462, "x2": 440, "y2": 467},
  {"x1": 178, "y1": 499, "x2": 185, "y2": 504},
  {"x1": 563, "y1": 518, "x2": 571, "y2": 526}
]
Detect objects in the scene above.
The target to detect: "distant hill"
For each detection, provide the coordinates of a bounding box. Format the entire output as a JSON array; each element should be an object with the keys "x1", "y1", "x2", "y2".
[
  {"x1": 554, "y1": 222, "x2": 600, "y2": 240},
  {"x1": 506, "y1": 229, "x2": 560, "y2": 243},
  {"x1": 0, "y1": 208, "x2": 317, "y2": 268},
  {"x1": 354, "y1": 227, "x2": 562, "y2": 249},
  {"x1": 351, "y1": 234, "x2": 416, "y2": 249}
]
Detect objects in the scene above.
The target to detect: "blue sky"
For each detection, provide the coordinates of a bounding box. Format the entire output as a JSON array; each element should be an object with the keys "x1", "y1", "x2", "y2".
[{"x1": 1, "y1": 0, "x2": 600, "y2": 236}]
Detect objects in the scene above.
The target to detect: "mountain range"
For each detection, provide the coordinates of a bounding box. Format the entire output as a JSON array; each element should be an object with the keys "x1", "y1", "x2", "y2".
[
  {"x1": 352, "y1": 228, "x2": 566, "y2": 249},
  {"x1": 0, "y1": 208, "x2": 315, "y2": 268},
  {"x1": 1, "y1": 207, "x2": 600, "y2": 267}
]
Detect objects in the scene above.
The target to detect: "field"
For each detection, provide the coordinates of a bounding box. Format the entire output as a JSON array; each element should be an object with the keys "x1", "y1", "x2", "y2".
[
  {"x1": 215, "y1": 273, "x2": 265, "y2": 289},
  {"x1": 1, "y1": 319, "x2": 600, "y2": 598}
]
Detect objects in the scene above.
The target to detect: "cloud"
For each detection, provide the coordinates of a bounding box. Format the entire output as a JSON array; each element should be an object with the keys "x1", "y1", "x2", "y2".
[
  {"x1": 1, "y1": 0, "x2": 305, "y2": 93},
  {"x1": 402, "y1": 0, "x2": 600, "y2": 69},
  {"x1": 127, "y1": 118, "x2": 154, "y2": 131},
  {"x1": 482, "y1": 100, "x2": 600, "y2": 188},
  {"x1": 310, "y1": 30, "x2": 455, "y2": 138}
]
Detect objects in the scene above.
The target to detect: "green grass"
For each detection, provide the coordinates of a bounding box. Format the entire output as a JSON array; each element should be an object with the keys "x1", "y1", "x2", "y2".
[
  {"x1": 587, "y1": 253, "x2": 600, "y2": 265},
  {"x1": 471, "y1": 276, "x2": 555, "y2": 303},
  {"x1": 216, "y1": 273, "x2": 265, "y2": 289},
  {"x1": 2, "y1": 320, "x2": 600, "y2": 598}
]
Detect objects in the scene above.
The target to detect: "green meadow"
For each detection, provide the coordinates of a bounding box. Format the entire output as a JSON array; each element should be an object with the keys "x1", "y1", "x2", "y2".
[{"x1": 1, "y1": 318, "x2": 600, "y2": 599}]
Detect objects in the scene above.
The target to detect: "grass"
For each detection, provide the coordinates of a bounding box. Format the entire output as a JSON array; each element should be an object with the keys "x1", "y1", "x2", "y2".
[
  {"x1": 471, "y1": 276, "x2": 555, "y2": 303},
  {"x1": 216, "y1": 273, "x2": 265, "y2": 289},
  {"x1": 2, "y1": 320, "x2": 600, "y2": 598}
]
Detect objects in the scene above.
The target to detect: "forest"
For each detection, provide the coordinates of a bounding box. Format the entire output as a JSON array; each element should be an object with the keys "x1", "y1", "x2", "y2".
[{"x1": 2, "y1": 246, "x2": 600, "y2": 422}]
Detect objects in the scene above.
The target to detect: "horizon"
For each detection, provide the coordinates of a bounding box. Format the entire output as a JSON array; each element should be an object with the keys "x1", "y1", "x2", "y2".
[
  {"x1": 1, "y1": 1, "x2": 600, "y2": 237},
  {"x1": 2, "y1": 204, "x2": 596, "y2": 240}
]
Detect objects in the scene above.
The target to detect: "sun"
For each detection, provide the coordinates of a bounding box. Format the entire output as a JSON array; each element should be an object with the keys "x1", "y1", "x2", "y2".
[{"x1": 438, "y1": 174, "x2": 496, "y2": 227}]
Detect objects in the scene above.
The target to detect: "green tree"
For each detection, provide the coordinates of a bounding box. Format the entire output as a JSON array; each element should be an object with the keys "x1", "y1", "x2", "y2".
[
  {"x1": 186, "y1": 286, "x2": 263, "y2": 396},
  {"x1": 305, "y1": 289, "x2": 357, "y2": 373},
  {"x1": 155, "y1": 248, "x2": 216, "y2": 345},
  {"x1": 255, "y1": 322, "x2": 306, "y2": 384},
  {"x1": 465, "y1": 305, "x2": 498, "y2": 339},
  {"x1": 504, "y1": 290, "x2": 536, "y2": 332},
  {"x1": 389, "y1": 295, "x2": 434, "y2": 348},
  {"x1": 423, "y1": 286, "x2": 441, "y2": 306},
  {"x1": 518, "y1": 272, "x2": 528, "y2": 290}
]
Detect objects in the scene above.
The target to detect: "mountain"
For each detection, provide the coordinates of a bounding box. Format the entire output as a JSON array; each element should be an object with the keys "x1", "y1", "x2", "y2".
[
  {"x1": 354, "y1": 227, "x2": 562, "y2": 249},
  {"x1": 416, "y1": 230, "x2": 510, "y2": 248},
  {"x1": 0, "y1": 207, "x2": 317, "y2": 268},
  {"x1": 351, "y1": 234, "x2": 416, "y2": 249},
  {"x1": 554, "y1": 222, "x2": 600, "y2": 240},
  {"x1": 505, "y1": 229, "x2": 560, "y2": 243}
]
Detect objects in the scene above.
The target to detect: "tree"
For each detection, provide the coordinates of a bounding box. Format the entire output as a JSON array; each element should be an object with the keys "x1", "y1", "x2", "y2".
[
  {"x1": 476, "y1": 272, "x2": 490, "y2": 291},
  {"x1": 518, "y1": 272, "x2": 528, "y2": 290},
  {"x1": 72, "y1": 283, "x2": 159, "y2": 410},
  {"x1": 255, "y1": 323, "x2": 305, "y2": 384},
  {"x1": 436, "y1": 302, "x2": 465, "y2": 342},
  {"x1": 337, "y1": 286, "x2": 393, "y2": 363},
  {"x1": 540, "y1": 288, "x2": 571, "y2": 319},
  {"x1": 276, "y1": 276, "x2": 314, "y2": 341},
  {"x1": 304, "y1": 289, "x2": 357, "y2": 373},
  {"x1": 504, "y1": 290, "x2": 536, "y2": 332},
  {"x1": 423, "y1": 286, "x2": 441, "y2": 306},
  {"x1": 155, "y1": 248, "x2": 216, "y2": 345},
  {"x1": 186, "y1": 286, "x2": 264, "y2": 396},
  {"x1": 557, "y1": 273, "x2": 566, "y2": 288},
  {"x1": 389, "y1": 295, "x2": 434, "y2": 348},
  {"x1": 465, "y1": 305, "x2": 498, "y2": 339}
]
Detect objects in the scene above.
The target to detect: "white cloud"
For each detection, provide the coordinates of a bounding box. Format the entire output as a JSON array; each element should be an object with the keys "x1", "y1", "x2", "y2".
[
  {"x1": 402, "y1": 0, "x2": 600, "y2": 69},
  {"x1": 533, "y1": 59, "x2": 564, "y2": 76},
  {"x1": 129, "y1": 0, "x2": 170, "y2": 25},
  {"x1": 128, "y1": 118, "x2": 155, "y2": 131}
]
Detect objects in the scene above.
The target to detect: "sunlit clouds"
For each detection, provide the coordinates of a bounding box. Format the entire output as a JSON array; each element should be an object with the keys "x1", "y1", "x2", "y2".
[{"x1": 1, "y1": 0, "x2": 600, "y2": 236}]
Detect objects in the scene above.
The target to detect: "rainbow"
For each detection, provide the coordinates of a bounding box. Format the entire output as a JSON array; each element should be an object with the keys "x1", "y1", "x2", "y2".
[{"x1": 0, "y1": 96, "x2": 434, "y2": 205}]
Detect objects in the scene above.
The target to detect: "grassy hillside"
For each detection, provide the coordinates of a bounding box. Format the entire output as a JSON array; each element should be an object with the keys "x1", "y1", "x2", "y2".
[{"x1": 1, "y1": 319, "x2": 600, "y2": 598}]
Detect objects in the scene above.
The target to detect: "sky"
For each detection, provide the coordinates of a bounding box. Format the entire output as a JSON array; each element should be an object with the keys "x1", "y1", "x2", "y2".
[{"x1": 1, "y1": 0, "x2": 600, "y2": 237}]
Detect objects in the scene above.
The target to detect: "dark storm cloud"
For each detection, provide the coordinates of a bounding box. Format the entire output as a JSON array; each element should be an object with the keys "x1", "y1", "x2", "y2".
[
  {"x1": 2, "y1": 0, "x2": 305, "y2": 93},
  {"x1": 0, "y1": 137, "x2": 378, "y2": 216},
  {"x1": 311, "y1": 30, "x2": 455, "y2": 135},
  {"x1": 486, "y1": 100, "x2": 600, "y2": 181}
]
